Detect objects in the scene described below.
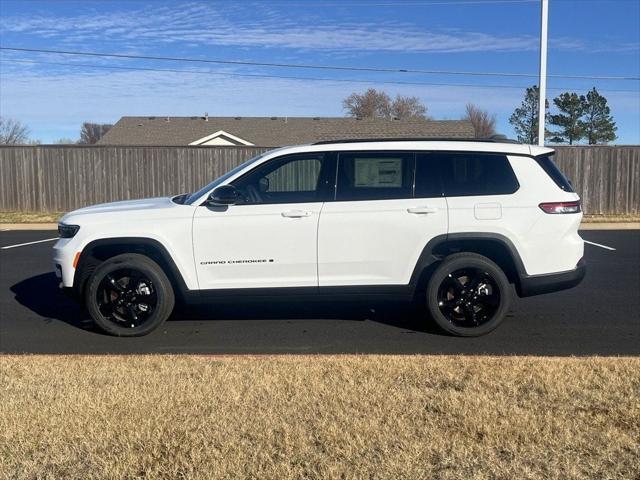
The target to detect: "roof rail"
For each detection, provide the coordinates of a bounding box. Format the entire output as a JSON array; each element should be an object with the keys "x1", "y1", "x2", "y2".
[{"x1": 312, "y1": 135, "x2": 519, "y2": 145}]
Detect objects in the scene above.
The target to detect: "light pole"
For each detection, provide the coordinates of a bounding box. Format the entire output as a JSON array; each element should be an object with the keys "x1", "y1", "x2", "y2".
[{"x1": 538, "y1": 0, "x2": 549, "y2": 146}]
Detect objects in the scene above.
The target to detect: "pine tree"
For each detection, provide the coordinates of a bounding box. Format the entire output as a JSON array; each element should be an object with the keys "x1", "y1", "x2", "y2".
[
  {"x1": 549, "y1": 92, "x2": 586, "y2": 144},
  {"x1": 580, "y1": 88, "x2": 617, "y2": 145},
  {"x1": 509, "y1": 86, "x2": 549, "y2": 144}
]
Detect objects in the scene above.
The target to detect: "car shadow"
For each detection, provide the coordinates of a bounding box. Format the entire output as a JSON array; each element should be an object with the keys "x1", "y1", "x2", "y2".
[
  {"x1": 9, "y1": 272, "x2": 98, "y2": 332},
  {"x1": 10, "y1": 273, "x2": 442, "y2": 335}
]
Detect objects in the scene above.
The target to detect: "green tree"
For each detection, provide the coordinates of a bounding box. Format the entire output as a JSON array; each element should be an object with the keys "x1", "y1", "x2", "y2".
[
  {"x1": 509, "y1": 86, "x2": 549, "y2": 144},
  {"x1": 549, "y1": 92, "x2": 586, "y2": 144},
  {"x1": 580, "y1": 88, "x2": 617, "y2": 145}
]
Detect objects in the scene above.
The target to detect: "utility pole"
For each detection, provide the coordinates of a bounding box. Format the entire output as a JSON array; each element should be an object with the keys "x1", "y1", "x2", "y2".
[{"x1": 538, "y1": 0, "x2": 549, "y2": 146}]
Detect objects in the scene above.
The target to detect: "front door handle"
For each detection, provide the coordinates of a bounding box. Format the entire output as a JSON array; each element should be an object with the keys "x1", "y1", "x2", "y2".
[
  {"x1": 281, "y1": 210, "x2": 312, "y2": 218},
  {"x1": 407, "y1": 206, "x2": 438, "y2": 214}
]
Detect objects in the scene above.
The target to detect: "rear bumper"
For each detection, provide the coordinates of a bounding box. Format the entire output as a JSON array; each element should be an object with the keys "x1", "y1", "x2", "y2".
[{"x1": 517, "y1": 258, "x2": 586, "y2": 297}]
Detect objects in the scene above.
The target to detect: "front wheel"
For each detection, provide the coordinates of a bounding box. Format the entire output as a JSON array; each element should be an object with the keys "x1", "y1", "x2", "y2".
[
  {"x1": 85, "y1": 253, "x2": 175, "y2": 336},
  {"x1": 426, "y1": 253, "x2": 511, "y2": 337}
]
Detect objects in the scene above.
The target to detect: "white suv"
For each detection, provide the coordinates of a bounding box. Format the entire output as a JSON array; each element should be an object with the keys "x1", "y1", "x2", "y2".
[{"x1": 53, "y1": 138, "x2": 585, "y2": 337}]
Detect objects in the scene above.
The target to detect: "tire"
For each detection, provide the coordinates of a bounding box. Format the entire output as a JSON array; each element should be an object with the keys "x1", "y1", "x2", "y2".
[
  {"x1": 425, "y1": 253, "x2": 511, "y2": 337},
  {"x1": 85, "y1": 253, "x2": 175, "y2": 337}
]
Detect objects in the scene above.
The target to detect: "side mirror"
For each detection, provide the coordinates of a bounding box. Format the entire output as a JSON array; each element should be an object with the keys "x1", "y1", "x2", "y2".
[{"x1": 207, "y1": 185, "x2": 238, "y2": 206}]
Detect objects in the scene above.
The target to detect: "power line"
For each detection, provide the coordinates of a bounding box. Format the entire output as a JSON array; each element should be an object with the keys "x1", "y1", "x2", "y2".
[
  {"x1": 1, "y1": 46, "x2": 638, "y2": 81},
  {"x1": 3, "y1": 58, "x2": 638, "y2": 94}
]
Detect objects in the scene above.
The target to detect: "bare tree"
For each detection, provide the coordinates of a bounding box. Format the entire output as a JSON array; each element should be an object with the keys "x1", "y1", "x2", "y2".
[
  {"x1": 343, "y1": 89, "x2": 428, "y2": 119},
  {"x1": 390, "y1": 95, "x2": 428, "y2": 119},
  {"x1": 463, "y1": 103, "x2": 496, "y2": 138},
  {"x1": 0, "y1": 117, "x2": 31, "y2": 144},
  {"x1": 343, "y1": 89, "x2": 392, "y2": 118},
  {"x1": 78, "y1": 122, "x2": 113, "y2": 144}
]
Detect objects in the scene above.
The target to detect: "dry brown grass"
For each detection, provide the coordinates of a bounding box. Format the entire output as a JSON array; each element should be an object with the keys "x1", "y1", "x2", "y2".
[
  {"x1": 0, "y1": 211, "x2": 64, "y2": 223},
  {"x1": 582, "y1": 214, "x2": 640, "y2": 223},
  {"x1": 1, "y1": 355, "x2": 638, "y2": 480},
  {"x1": 0, "y1": 210, "x2": 637, "y2": 225}
]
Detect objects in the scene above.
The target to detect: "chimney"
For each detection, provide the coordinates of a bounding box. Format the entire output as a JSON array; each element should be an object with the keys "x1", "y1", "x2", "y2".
[{"x1": 204, "y1": 112, "x2": 209, "y2": 121}]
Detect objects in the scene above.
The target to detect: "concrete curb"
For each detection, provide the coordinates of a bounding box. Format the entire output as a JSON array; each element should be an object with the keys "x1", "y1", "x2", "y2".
[{"x1": 1, "y1": 222, "x2": 639, "y2": 231}]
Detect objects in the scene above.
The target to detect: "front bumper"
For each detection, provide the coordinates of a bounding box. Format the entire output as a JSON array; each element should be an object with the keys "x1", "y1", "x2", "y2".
[
  {"x1": 517, "y1": 258, "x2": 586, "y2": 297},
  {"x1": 52, "y1": 238, "x2": 77, "y2": 288}
]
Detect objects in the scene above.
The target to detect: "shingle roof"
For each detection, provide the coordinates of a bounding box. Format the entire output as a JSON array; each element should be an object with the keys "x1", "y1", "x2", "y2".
[{"x1": 98, "y1": 116, "x2": 475, "y2": 147}]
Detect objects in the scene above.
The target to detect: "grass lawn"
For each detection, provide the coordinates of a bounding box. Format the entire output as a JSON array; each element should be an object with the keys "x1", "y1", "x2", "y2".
[
  {"x1": 1, "y1": 355, "x2": 638, "y2": 480},
  {"x1": 0, "y1": 211, "x2": 65, "y2": 223}
]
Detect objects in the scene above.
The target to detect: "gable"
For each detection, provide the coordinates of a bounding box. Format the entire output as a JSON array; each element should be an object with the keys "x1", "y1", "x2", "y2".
[{"x1": 189, "y1": 130, "x2": 254, "y2": 146}]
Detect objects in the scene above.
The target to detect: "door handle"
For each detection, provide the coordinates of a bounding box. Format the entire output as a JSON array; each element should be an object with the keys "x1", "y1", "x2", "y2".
[
  {"x1": 407, "y1": 206, "x2": 438, "y2": 214},
  {"x1": 281, "y1": 210, "x2": 312, "y2": 218}
]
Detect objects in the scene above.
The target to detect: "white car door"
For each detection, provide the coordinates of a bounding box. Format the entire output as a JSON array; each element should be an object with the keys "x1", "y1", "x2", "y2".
[
  {"x1": 318, "y1": 151, "x2": 448, "y2": 286},
  {"x1": 193, "y1": 153, "x2": 333, "y2": 290}
]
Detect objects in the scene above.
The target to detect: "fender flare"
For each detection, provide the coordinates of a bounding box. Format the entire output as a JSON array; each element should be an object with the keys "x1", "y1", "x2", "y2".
[
  {"x1": 409, "y1": 232, "x2": 527, "y2": 290},
  {"x1": 74, "y1": 237, "x2": 189, "y2": 297}
]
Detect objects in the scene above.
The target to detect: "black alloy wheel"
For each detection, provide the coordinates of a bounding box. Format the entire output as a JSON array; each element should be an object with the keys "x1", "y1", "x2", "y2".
[
  {"x1": 96, "y1": 268, "x2": 158, "y2": 329},
  {"x1": 85, "y1": 253, "x2": 175, "y2": 336},
  {"x1": 436, "y1": 268, "x2": 501, "y2": 328},
  {"x1": 426, "y1": 253, "x2": 511, "y2": 337}
]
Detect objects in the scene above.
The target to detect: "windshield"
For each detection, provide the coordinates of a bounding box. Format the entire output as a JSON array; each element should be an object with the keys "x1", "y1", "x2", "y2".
[{"x1": 186, "y1": 153, "x2": 266, "y2": 205}]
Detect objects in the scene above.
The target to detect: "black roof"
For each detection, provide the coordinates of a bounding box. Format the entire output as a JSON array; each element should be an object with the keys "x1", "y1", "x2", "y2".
[{"x1": 313, "y1": 135, "x2": 519, "y2": 145}]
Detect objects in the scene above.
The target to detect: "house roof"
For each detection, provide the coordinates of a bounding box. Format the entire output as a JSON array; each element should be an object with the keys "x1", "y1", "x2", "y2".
[{"x1": 98, "y1": 116, "x2": 475, "y2": 147}]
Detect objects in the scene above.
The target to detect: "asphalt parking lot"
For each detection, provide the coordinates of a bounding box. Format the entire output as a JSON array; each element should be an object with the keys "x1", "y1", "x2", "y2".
[{"x1": 0, "y1": 229, "x2": 638, "y2": 355}]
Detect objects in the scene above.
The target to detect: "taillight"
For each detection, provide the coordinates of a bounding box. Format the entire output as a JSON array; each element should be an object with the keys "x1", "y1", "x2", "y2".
[{"x1": 539, "y1": 201, "x2": 581, "y2": 214}]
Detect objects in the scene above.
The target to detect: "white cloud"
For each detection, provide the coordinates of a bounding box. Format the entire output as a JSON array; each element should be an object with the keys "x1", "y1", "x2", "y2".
[{"x1": 0, "y1": 2, "x2": 600, "y2": 54}]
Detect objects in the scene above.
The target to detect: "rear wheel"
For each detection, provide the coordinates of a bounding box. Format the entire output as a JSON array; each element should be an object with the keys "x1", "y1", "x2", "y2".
[
  {"x1": 85, "y1": 253, "x2": 175, "y2": 336},
  {"x1": 426, "y1": 253, "x2": 511, "y2": 336}
]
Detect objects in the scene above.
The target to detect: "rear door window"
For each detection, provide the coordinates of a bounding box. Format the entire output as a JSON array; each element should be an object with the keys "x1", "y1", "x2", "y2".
[
  {"x1": 415, "y1": 154, "x2": 444, "y2": 198},
  {"x1": 336, "y1": 152, "x2": 415, "y2": 201}
]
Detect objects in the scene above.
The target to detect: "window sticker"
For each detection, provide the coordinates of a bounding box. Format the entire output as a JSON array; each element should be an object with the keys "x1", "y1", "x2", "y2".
[{"x1": 354, "y1": 158, "x2": 403, "y2": 188}]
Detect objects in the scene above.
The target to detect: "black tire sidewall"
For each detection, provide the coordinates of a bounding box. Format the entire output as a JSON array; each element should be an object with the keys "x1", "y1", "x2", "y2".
[
  {"x1": 426, "y1": 254, "x2": 511, "y2": 337},
  {"x1": 85, "y1": 254, "x2": 174, "y2": 337}
]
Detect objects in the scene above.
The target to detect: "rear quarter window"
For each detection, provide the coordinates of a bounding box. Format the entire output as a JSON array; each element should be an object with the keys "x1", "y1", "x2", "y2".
[
  {"x1": 534, "y1": 155, "x2": 575, "y2": 192},
  {"x1": 431, "y1": 153, "x2": 520, "y2": 197}
]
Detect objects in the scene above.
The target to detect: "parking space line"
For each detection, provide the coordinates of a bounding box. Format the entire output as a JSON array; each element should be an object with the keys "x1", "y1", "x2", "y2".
[
  {"x1": 1, "y1": 238, "x2": 58, "y2": 250},
  {"x1": 584, "y1": 240, "x2": 616, "y2": 251}
]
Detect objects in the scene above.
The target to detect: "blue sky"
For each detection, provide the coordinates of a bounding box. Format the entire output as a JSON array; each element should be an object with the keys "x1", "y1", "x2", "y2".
[{"x1": 1, "y1": 0, "x2": 638, "y2": 143}]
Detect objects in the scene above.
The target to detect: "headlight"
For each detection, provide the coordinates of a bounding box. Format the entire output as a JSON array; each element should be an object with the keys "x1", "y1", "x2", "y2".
[{"x1": 58, "y1": 223, "x2": 80, "y2": 238}]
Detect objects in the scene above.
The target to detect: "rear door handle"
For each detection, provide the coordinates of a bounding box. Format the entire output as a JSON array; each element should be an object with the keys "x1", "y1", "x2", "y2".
[
  {"x1": 281, "y1": 210, "x2": 312, "y2": 218},
  {"x1": 407, "y1": 206, "x2": 438, "y2": 214}
]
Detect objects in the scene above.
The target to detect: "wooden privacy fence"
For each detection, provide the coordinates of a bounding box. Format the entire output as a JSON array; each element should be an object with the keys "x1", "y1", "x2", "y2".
[
  {"x1": 552, "y1": 146, "x2": 639, "y2": 215},
  {"x1": 0, "y1": 146, "x2": 269, "y2": 212},
  {"x1": 0, "y1": 145, "x2": 638, "y2": 214}
]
